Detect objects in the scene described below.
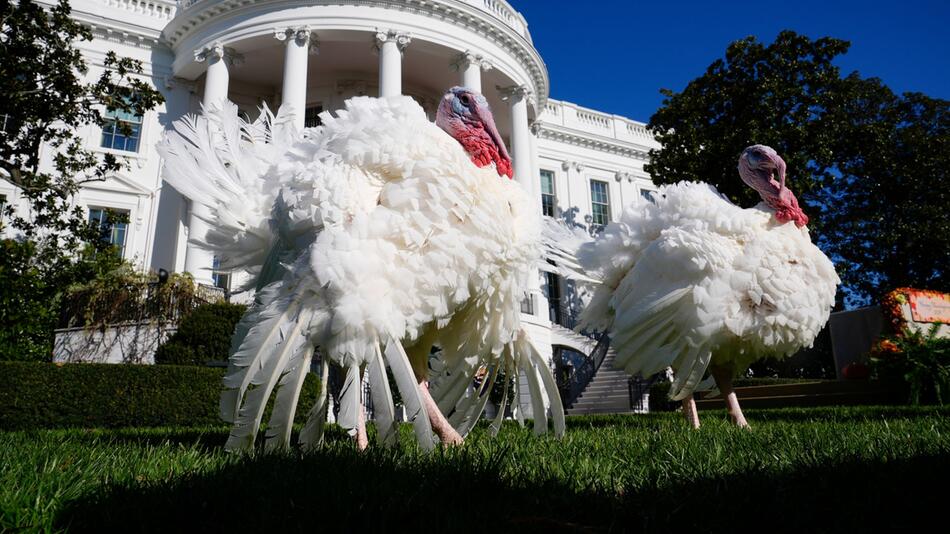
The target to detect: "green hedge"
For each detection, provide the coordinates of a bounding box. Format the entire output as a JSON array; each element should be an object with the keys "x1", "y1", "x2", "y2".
[
  {"x1": 155, "y1": 302, "x2": 247, "y2": 365},
  {"x1": 0, "y1": 361, "x2": 320, "y2": 430}
]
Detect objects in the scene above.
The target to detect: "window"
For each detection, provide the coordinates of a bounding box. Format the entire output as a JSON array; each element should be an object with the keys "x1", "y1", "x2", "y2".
[
  {"x1": 0, "y1": 194, "x2": 7, "y2": 221},
  {"x1": 212, "y1": 256, "x2": 231, "y2": 293},
  {"x1": 545, "y1": 271, "x2": 562, "y2": 325},
  {"x1": 304, "y1": 105, "x2": 323, "y2": 128},
  {"x1": 540, "y1": 170, "x2": 556, "y2": 217},
  {"x1": 88, "y1": 207, "x2": 129, "y2": 256},
  {"x1": 640, "y1": 189, "x2": 657, "y2": 204},
  {"x1": 590, "y1": 180, "x2": 611, "y2": 228},
  {"x1": 100, "y1": 105, "x2": 143, "y2": 152}
]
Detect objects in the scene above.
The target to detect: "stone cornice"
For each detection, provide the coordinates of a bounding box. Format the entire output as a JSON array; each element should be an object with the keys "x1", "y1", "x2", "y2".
[
  {"x1": 536, "y1": 123, "x2": 654, "y2": 161},
  {"x1": 164, "y1": 0, "x2": 548, "y2": 109}
]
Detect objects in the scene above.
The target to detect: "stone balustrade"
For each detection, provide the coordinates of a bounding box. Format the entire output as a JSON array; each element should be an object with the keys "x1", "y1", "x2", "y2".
[
  {"x1": 106, "y1": 0, "x2": 177, "y2": 19},
  {"x1": 540, "y1": 99, "x2": 658, "y2": 147},
  {"x1": 175, "y1": 0, "x2": 530, "y2": 42}
]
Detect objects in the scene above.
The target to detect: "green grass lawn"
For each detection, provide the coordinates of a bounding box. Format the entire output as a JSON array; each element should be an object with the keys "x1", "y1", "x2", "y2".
[{"x1": 3, "y1": 406, "x2": 949, "y2": 532}]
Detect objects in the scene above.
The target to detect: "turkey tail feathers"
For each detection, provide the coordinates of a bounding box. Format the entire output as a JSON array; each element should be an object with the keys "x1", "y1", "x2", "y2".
[
  {"x1": 384, "y1": 335, "x2": 435, "y2": 451},
  {"x1": 540, "y1": 217, "x2": 600, "y2": 283},
  {"x1": 367, "y1": 344, "x2": 398, "y2": 446},
  {"x1": 298, "y1": 359, "x2": 330, "y2": 450}
]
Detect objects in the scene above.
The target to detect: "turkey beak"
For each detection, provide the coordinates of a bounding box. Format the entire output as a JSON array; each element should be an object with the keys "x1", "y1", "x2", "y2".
[
  {"x1": 773, "y1": 154, "x2": 787, "y2": 190},
  {"x1": 473, "y1": 101, "x2": 511, "y2": 165}
]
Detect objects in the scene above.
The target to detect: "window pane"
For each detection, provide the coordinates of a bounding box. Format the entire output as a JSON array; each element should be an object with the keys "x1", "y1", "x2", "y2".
[
  {"x1": 640, "y1": 189, "x2": 656, "y2": 203},
  {"x1": 590, "y1": 180, "x2": 611, "y2": 226},
  {"x1": 540, "y1": 171, "x2": 554, "y2": 195},
  {"x1": 101, "y1": 104, "x2": 143, "y2": 153}
]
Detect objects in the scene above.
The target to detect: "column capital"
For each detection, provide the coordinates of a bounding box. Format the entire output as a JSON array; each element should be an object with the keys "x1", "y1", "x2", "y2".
[
  {"x1": 374, "y1": 29, "x2": 411, "y2": 52},
  {"x1": 562, "y1": 161, "x2": 584, "y2": 172},
  {"x1": 497, "y1": 84, "x2": 531, "y2": 102},
  {"x1": 274, "y1": 26, "x2": 319, "y2": 54},
  {"x1": 451, "y1": 50, "x2": 493, "y2": 72},
  {"x1": 194, "y1": 42, "x2": 242, "y2": 66}
]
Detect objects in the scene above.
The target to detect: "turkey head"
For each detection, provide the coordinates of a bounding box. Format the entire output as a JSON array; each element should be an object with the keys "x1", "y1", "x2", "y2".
[
  {"x1": 738, "y1": 145, "x2": 808, "y2": 227},
  {"x1": 436, "y1": 87, "x2": 513, "y2": 179}
]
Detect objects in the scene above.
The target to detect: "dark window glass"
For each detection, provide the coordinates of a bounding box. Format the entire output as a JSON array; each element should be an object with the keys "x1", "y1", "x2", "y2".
[
  {"x1": 540, "y1": 170, "x2": 556, "y2": 217},
  {"x1": 88, "y1": 207, "x2": 129, "y2": 256},
  {"x1": 590, "y1": 180, "x2": 610, "y2": 227},
  {"x1": 100, "y1": 105, "x2": 142, "y2": 153}
]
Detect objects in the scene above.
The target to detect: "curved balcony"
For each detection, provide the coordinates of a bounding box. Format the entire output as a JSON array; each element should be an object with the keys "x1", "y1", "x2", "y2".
[{"x1": 175, "y1": 0, "x2": 531, "y2": 43}]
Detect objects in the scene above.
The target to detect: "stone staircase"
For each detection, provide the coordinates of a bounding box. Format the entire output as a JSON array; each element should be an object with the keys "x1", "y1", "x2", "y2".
[{"x1": 566, "y1": 349, "x2": 642, "y2": 415}]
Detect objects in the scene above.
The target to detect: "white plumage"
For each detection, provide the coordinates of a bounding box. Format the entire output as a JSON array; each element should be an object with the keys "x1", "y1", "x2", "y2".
[
  {"x1": 159, "y1": 95, "x2": 563, "y2": 450},
  {"x1": 569, "y1": 150, "x2": 839, "y2": 426}
]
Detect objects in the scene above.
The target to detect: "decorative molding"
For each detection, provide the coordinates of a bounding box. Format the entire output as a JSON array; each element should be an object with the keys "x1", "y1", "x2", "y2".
[
  {"x1": 162, "y1": 76, "x2": 198, "y2": 92},
  {"x1": 194, "y1": 42, "x2": 243, "y2": 66},
  {"x1": 561, "y1": 161, "x2": 584, "y2": 172},
  {"x1": 614, "y1": 171, "x2": 636, "y2": 183},
  {"x1": 374, "y1": 29, "x2": 411, "y2": 52},
  {"x1": 88, "y1": 24, "x2": 162, "y2": 50},
  {"x1": 274, "y1": 26, "x2": 319, "y2": 54},
  {"x1": 539, "y1": 123, "x2": 652, "y2": 161},
  {"x1": 451, "y1": 50, "x2": 492, "y2": 72},
  {"x1": 164, "y1": 0, "x2": 549, "y2": 109},
  {"x1": 497, "y1": 84, "x2": 531, "y2": 101}
]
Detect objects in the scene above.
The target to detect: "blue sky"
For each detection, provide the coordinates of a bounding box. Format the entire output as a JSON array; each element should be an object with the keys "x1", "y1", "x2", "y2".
[{"x1": 516, "y1": 0, "x2": 949, "y2": 122}]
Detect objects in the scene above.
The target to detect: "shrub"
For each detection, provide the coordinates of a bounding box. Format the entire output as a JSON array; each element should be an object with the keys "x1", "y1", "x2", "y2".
[
  {"x1": 871, "y1": 324, "x2": 950, "y2": 405},
  {"x1": 0, "y1": 361, "x2": 320, "y2": 430},
  {"x1": 155, "y1": 303, "x2": 247, "y2": 365}
]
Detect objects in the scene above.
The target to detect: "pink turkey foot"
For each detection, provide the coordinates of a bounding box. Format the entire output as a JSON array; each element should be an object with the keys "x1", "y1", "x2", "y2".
[
  {"x1": 682, "y1": 396, "x2": 701, "y2": 429},
  {"x1": 420, "y1": 380, "x2": 463, "y2": 446},
  {"x1": 710, "y1": 364, "x2": 750, "y2": 429},
  {"x1": 355, "y1": 401, "x2": 369, "y2": 451}
]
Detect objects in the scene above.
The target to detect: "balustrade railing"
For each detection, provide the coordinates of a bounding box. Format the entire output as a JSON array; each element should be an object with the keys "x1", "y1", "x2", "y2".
[
  {"x1": 556, "y1": 332, "x2": 610, "y2": 408},
  {"x1": 108, "y1": 0, "x2": 177, "y2": 19},
  {"x1": 175, "y1": 0, "x2": 531, "y2": 40}
]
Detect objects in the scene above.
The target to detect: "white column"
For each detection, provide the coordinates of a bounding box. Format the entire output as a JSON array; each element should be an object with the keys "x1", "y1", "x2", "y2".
[
  {"x1": 453, "y1": 51, "x2": 492, "y2": 92},
  {"x1": 500, "y1": 85, "x2": 533, "y2": 192},
  {"x1": 186, "y1": 43, "x2": 232, "y2": 285},
  {"x1": 275, "y1": 27, "x2": 316, "y2": 130},
  {"x1": 196, "y1": 43, "x2": 230, "y2": 111},
  {"x1": 375, "y1": 30, "x2": 411, "y2": 97},
  {"x1": 500, "y1": 85, "x2": 545, "y2": 318}
]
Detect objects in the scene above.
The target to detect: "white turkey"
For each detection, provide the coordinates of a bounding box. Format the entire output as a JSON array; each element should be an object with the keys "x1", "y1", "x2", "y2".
[
  {"x1": 158, "y1": 88, "x2": 564, "y2": 451},
  {"x1": 566, "y1": 145, "x2": 838, "y2": 428}
]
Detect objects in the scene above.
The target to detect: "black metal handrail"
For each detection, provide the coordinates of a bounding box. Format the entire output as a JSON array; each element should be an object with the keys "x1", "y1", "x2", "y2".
[
  {"x1": 557, "y1": 332, "x2": 611, "y2": 408},
  {"x1": 628, "y1": 374, "x2": 661, "y2": 412}
]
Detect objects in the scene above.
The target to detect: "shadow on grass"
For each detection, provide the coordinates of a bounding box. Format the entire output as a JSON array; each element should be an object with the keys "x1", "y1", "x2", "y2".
[{"x1": 55, "y1": 444, "x2": 949, "y2": 533}]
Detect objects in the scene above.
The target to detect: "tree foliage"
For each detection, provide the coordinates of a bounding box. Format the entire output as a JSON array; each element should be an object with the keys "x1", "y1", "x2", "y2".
[
  {"x1": 646, "y1": 30, "x2": 949, "y2": 306},
  {"x1": 0, "y1": 0, "x2": 163, "y2": 360}
]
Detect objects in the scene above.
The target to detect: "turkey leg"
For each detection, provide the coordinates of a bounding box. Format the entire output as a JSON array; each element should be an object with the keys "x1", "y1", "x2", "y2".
[
  {"x1": 709, "y1": 363, "x2": 749, "y2": 428},
  {"x1": 682, "y1": 396, "x2": 701, "y2": 429},
  {"x1": 419, "y1": 379, "x2": 464, "y2": 445}
]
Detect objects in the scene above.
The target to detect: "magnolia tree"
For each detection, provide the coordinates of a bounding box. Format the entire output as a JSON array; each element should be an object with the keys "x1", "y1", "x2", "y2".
[
  {"x1": 646, "y1": 31, "x2": 949, "y2": 309},
  {"x1": 0, "y1": 0, "x2": 163, "y2": 360}
]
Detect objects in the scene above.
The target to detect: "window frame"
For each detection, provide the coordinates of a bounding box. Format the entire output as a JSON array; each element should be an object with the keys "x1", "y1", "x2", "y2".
[
  {"x1": 590, "y1": 179, "x2": 611, "y2": 228},
  {"x1": 539, "y1": 169, "x2": 556, "y2": 217},
  {"x1": 88, "y1": 206, "x2": 130, "y2": 257},
  {"x1": 99, "y1": 100, "x2": 145, "y2": 154},
  {"x1": 211, "y1": 256, "x2": 232, "y2": 293}
]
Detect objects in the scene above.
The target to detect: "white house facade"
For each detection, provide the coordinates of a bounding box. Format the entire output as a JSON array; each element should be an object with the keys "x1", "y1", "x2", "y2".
[{"x1": 4, "y1": 0, "x2": 661, "y2": 411}]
